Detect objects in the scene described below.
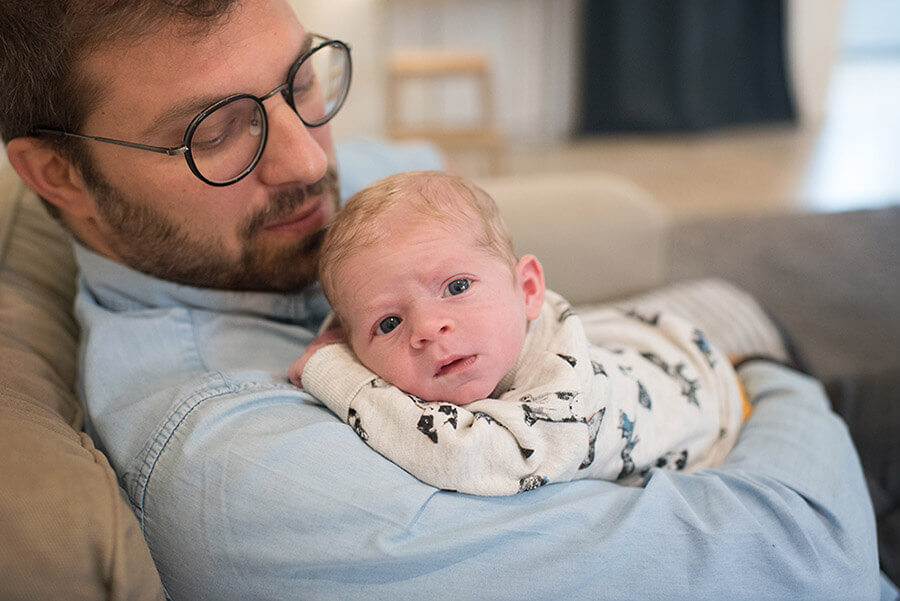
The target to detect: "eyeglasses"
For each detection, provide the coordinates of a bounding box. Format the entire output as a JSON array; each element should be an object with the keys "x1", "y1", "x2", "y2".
[{"x1": 32, "y1": 35, "x2": 351, "y2": 187}]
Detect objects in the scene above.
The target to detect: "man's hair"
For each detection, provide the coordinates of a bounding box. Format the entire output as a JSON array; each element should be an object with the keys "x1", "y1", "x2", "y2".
[
  {"x1": 0, "y1": 0, "x2": 239, "y2": 213},
  {"x1": 318, "y1": 170, "x2": 517, "y2": 311}
]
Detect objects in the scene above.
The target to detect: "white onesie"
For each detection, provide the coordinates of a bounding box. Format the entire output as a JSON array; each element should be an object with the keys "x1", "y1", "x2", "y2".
[{"x1": 302, "y1": 290, "x2": 745, "y2": 496}]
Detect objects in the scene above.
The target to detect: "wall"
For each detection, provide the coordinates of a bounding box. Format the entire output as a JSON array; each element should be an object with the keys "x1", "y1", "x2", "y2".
[
  {"x1": 288, "y1": 0, "x2": 386, "y2": 141},
  {"x1": 841, "y1": 0, "x2": 900, "y2": 53},
  {"x1": 291, "y1": 0, "x2": 846, "y2": 144},
  {"x1": 290, "y1": 0, "x2": 581, "y2": 144},
  {"x1": 787, "y1": 0, "x2": 846, "y2": 126},
  {"x1": 382, "y1": 0, "x2": 581, "y2": 143}
]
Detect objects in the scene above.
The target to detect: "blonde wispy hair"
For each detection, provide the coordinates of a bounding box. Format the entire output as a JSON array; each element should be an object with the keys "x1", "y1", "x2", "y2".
[{"x1": 318, "y1": 170, "x2": 517, "y2": 312}]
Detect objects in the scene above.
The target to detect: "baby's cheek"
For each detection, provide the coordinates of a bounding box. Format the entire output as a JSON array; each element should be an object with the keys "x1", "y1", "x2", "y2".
[
  {"x1": 352, "y1": 344, "x2": 385, "y2": 378},
  {"x1": 499, "y1": 319, "x2": 528, "y2": 365},
  {"x1": 362, "y1": 351, "x2": 418, "y2": 394},
  {"x1": 392, "y1": 367, "x2": 431, "y2": 398}
]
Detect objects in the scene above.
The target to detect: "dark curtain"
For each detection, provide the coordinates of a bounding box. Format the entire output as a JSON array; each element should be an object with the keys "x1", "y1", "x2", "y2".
[{"x1": 579, "y1": 0, "x2": 797, "y2": 133}]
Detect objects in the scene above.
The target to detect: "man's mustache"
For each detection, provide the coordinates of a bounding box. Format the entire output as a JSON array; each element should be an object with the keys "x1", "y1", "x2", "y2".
[{"x1": 242, "y1": 166, "x2": 339, "y2": 238}]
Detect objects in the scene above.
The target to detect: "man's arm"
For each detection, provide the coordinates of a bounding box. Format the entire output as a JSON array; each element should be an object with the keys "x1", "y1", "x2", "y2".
[{"x1": 137, "y1": 361, "x2": 879, "y2": 601}]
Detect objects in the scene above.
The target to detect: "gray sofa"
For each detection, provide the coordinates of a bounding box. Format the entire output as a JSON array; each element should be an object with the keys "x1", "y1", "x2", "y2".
[
  {"x1": 2, "y1": 146, "x2": 897, "y2": 597},
  {"x1": 666, "y1": 205, "x2": 900, "y2": 584}
]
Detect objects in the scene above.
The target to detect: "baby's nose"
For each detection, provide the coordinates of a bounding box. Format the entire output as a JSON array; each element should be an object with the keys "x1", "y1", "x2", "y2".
[{"x1": 409, "y1": 305, "x2": 452, "y2": 348}]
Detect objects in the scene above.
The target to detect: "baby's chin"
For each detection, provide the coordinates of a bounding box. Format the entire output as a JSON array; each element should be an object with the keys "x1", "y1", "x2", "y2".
[{"x1": 415, "y1": 381, "x2": 498, "y2": 406}]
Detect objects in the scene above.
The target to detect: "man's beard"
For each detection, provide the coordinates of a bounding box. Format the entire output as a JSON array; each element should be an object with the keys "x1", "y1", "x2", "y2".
[{"x1": 87, "y1": 167, "x2": 340, "y2": 292}]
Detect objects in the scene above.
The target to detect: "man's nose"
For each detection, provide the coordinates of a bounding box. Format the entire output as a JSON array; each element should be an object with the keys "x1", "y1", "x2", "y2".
[
  {"x1": 409, "y1": 304, "x2": 452, "y2": 349},
  {"x1": 255, "y1": 100, "x2": 329, "y2": 186}
]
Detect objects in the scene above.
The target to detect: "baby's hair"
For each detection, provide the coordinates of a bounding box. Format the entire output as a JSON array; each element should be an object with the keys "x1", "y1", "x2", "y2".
[{"x1": 318, "y1": 170, "x2": 516, "y2": 313}]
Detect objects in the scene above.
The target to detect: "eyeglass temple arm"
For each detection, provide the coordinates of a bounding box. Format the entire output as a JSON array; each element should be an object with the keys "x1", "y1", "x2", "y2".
[{"x1": 31, "y1": 129, "x2": 188, "y2": 156}]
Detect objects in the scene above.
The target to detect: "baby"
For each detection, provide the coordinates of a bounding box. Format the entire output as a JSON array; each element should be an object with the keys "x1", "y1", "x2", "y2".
[{"x1": 290, "y1": 170, "x2": 748, "y2": 495}]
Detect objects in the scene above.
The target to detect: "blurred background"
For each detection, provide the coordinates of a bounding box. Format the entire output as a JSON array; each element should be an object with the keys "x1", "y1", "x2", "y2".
[{"x1": 291, "y1": 0, "x2": 900, "y2": 218}]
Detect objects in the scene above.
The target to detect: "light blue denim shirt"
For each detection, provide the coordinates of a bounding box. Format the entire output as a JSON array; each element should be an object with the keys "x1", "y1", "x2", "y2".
[{"x1": 72, "y1": 141, "x2": 887, "y2": 601}]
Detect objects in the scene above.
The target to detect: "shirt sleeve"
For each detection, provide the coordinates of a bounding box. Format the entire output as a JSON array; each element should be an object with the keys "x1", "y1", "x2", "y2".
[
  {"x1": 137, "y1": 360, "x2": 880, "y2": 601},
  {"x1": 302, "y1": 342, "x2": 590, "y2": 496}
]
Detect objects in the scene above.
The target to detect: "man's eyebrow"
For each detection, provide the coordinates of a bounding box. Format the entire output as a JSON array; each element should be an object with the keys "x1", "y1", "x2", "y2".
[
  {"x1": 288, "y1": 34, "x2": 315, "y2": 81},
  {"x1": 298, "y1": 33, "x2": 314, "y2": 56},
  {"x1": 142, "y1": 94, "x2": 228, "y2": 141},
  {"x1": 140, "y1": 35, "x2": 316, "y2": 141}
]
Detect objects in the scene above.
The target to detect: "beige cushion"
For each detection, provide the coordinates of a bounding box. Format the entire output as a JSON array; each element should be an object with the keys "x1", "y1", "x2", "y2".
[
  {"x1": 0, "y1": 167, "x2": 164, "y2": 600},
  {"x1": 476, "y1": 172, "x2": 670, "y2": 305}
]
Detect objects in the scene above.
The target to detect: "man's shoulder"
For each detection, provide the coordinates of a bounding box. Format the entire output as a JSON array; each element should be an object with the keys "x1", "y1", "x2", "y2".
[
  {"x1": 75, "y1": 282, "x2": 324, "y2": 492},
  {"x1": 117, "y1": 367, "x2": 340, "y2": 536},
  {"x1": 76, "y1": 279, "x2": 319, "y2": 385}
]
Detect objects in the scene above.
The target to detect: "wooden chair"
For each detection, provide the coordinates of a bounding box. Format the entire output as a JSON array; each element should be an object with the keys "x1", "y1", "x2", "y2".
[{"x1": 386, "y1": 49, "x2": 504, "y2": 174}]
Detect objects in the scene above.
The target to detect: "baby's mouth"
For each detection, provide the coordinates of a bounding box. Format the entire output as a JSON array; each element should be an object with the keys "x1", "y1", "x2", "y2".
[{"x1": 434, "y1": 355, "x2": 478, "y2": 378}]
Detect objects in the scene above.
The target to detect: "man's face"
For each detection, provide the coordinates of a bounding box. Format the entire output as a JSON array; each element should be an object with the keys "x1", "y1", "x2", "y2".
[
  {"x1": 335, "y1": 204, "x2": 531, "y2": 406},
  {"x1": 76, "y1": 0, "x2": 339, "y2": 291}
]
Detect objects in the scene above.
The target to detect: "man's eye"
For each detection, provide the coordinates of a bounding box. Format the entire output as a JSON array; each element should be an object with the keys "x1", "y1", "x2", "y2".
[
  {"x1": 376, "y1": 316, "x2": 402, "y2": 335},
  {"x1": 192, "y1": 101, "x2": 257, "y2": 153},
  {"x1": 292, "y1": 70, "x2": 316, "y2": 101},
  {"x1": 191, "y1": 122, "x2": 233, "y2": 151},
  {"x1": 446, "y1": 278, "x2": 470, "y2": 296}
]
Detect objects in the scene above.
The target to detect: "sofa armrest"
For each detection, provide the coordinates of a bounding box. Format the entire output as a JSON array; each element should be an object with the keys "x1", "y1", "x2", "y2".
[
  {"x1": 475, "y1": 172, "x2": 670, "y2": 305},
  {"x1": 0, "y1": 167, "x2": 165, "y2": 600}
]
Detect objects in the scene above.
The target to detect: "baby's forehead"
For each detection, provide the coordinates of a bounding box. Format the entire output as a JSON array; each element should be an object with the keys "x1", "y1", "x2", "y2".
[
  {"x1": 348, "y1": 199, "x2": 474, "y2": 249},
  {"x1": 390, "y1": 182, "x2": 478, "y2": 219}
]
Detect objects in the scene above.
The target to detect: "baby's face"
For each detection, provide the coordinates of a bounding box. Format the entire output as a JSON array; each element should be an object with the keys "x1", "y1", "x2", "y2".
[{"x1": 333, "y1": 208, "x2": 541, "y2": 405}]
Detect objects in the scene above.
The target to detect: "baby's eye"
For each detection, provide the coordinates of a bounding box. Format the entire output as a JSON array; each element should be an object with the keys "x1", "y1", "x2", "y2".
[
  {"x1": 446, "y1": 278, "x2": 470, "y2": 296},
  {"x1": 376, "y1": 316, "x2": 402, "y2": 335}
]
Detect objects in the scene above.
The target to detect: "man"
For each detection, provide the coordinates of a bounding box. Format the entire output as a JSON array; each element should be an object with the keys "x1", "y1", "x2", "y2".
[{"x1": 0, "y1": 1, "x2": 882, "y2": 599}]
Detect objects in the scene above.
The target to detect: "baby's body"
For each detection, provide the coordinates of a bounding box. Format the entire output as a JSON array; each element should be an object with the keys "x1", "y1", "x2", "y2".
[{"x1": 292, "y1": 171, "x2": 746, "y2": 495}]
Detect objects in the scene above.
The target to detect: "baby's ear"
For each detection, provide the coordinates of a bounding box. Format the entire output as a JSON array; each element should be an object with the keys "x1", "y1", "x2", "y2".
[{"x1": 515, "y1": 254, "x2": 545, "y2": 320}]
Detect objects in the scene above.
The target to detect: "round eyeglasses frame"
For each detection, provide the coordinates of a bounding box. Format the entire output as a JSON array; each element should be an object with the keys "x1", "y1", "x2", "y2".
[{"x1": 31, "y1": 36, "x2": 351, "y2": 187}]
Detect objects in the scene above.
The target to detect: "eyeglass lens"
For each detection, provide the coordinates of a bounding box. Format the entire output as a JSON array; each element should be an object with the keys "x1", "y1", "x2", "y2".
[
  {"x1": 294, "y1": 42, "x2": 351, "y2": 126},
  {"x1": 189, "y1": 98, "x2": 266, "y2": 184},
  {"x1": 189, "y1": 41, "x2": 350, "y2": 184}
]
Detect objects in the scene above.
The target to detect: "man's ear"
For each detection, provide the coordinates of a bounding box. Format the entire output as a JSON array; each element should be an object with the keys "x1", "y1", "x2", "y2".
[
  {"x1": 515, "y1": 254, "x2": 545, "y2": 320},
  {"x1": 5, "y1": 137, "x2": 96, "y2": 218}
]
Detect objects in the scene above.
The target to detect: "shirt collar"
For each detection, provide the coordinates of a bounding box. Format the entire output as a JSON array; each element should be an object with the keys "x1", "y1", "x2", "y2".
[{"x1": 73, "y1": 242, "x2": 331, "y2": 327}]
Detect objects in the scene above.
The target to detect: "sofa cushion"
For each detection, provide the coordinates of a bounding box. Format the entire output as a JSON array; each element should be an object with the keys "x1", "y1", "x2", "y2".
[
  {"x1": 476, "y1": 172, "x2": 670, "y2": 305},
  {"x1": 0, "y1": 167, "x2": 81, "y2": 425},
  {"x1": 0, "y1": 167, "x2": 164, "y2": 600},
  {"x1": 0, "y1": 392, "x2": 165, "y2": 600}
]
